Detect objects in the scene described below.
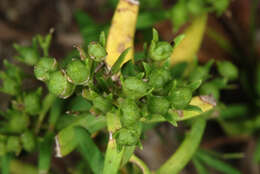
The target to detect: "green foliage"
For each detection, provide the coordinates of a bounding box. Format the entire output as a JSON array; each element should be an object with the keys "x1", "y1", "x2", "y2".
[
  {"x1": 13, "y1": 43, "x2": 39, "y2": 66},
  {"x1": 217, "y1": 61, "x2": 239, "y2": 80},
  {"x1": 21, "y1": 131, "x2": 36, "y2": 153},
  {"x1": 24, "y1": 88, "x2": 42, "y2": 115},
  {"x1": 195, "y1": 149, "x2": 241, "y2": 174}
]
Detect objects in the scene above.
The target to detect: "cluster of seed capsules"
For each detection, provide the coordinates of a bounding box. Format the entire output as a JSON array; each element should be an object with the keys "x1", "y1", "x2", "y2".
[
  {"x1": 32, "y1": 31, "x2": 212, "y2": 149},
  {"x1": 2, "y1": 30, "x2": 238, "y2": 151}
]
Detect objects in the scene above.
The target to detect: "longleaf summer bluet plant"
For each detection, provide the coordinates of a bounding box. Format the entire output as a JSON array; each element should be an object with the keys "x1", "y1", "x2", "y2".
[{"x1": 1, "y1": 0, "x2": 253, "y2": 174}]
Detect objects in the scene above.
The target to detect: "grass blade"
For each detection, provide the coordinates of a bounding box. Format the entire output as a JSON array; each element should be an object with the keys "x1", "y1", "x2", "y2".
[
  {"x1": 55, "y1": 113, "x2": 106, "y2": 157},
  {"x1": 196, "y1": 149, "x2": 241, "y2": 174},
  {"x1": 111, "y1": 48, "x2": 131, "y2": 75},
  {"x1": 192, "y1": 157, "x2": 209, "y2": 174},
  {"x1": 74, "y1": 126, "x2": 104, "y2": 174},
  {"x1": 1, "y1": 153, "x2": 11, "y2": 174},
  {"x1": 38, "y1": 133, "x2": 54, "y2": 174}
]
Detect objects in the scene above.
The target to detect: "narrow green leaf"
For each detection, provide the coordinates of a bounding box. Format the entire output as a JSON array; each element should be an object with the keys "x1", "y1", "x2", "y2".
[
  {"x1": 74, "y1": 127, "x2": 104, "y2": 174},
  {"x1": 121, "y1": 146, "x2": 136, "y2": 167},
  {"x1": 173, "y1": 34, "x2": 185, "y2": 49},
  {"x1": 38, "y1": 133, "x2": 54, "y2": 174},
  {"x1": 48, "y1": 98, "x2": 63, "y2": 132},
  {"x1": 56, "y1": 113, "x2": 106, "y2": 157},
  {"x1": 187, "y1": 80, "x2": 202, "y2": 91},
  {"x1": 192, "y1": 158, "x2": 209, "y2": 174},
  {"x1": 184, "y1": 105, "x2": 202, "y2": 112},
  {"x1": 1, "y1": 153, "x2": 11, "y2": 174},
  {"x1": 99, "y1": 31, "x2": 106, "y2": 48},
  {"x1": 35, "y1": 93, "x2": 56, "y2": 134},
  {"x1": 196, "y1": 149, "x2": 241, "y2": 174},
  {"x1": 152, "y1": 28, "x2": 159, "y2": 42},
  {"x1": 142, "y1": 62, "x2": 151, "y2": 78},
  {"x1": 111, "y1": 48, "x2": 131, "y2": 75},
  {"x1": 254, "y1": 137, "x2": 260, "y2": 163},
  {"x1": 68, "y1": 96, "x2": 91, "y2": 112}
]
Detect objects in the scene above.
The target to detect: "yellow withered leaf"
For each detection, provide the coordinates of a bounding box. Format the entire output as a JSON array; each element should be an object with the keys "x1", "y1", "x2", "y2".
[
  {"x1": 106, "y1": 0, "x2": 139, "y2": 68},
  {"x1": 170, "y1": 14, "x2": 208, "y2": 66}
]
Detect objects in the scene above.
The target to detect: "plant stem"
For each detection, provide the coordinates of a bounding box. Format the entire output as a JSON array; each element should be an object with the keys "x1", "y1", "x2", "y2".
[
  {"x1": 1, "y1": 153, "x2": 11, "y2": 174},
  {"x1": 35, "y1": 93, "x2": 56, "y2": 134},
  {"x1": 156, "y1": 117, "x2": 206, "y2": 174},
  {"x1": 129, "y1": 155, "x2": 151, "y2": 174},
  {"x1": 103, "y1": 112, "x2": 124, "y2": 174}
]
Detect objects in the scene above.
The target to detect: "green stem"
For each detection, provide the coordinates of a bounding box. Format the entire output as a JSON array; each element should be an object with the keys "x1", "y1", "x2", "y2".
[
  {"x1": 1, "y1": 153, "x2": 11, "y2": 174},
  {"x1": 48, "y1": 98, "x2": 62, "y2": 133},
  {"x1": 103, "y1": 112, "x2": 124, "y2": 174},
  {"x1": 156, "y1": 117, "x2": 206, "y2": 174},
  {"x1": 129, "y1": 155, "x2": 151, "y2": 174},
  {"x1": 35, "y1": 93, "x2": 56, "y2": 134}
]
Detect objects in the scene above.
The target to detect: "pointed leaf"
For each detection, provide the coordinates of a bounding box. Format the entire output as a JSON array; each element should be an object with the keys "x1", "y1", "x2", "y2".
[
  {"x1": 111, "y1": 48, "x2": 131, "y2": 75},
  {"x1": 196, "y1": 149, "x2": 241, "y2": 174},
  {"x1": 74, "y1": 126, "x2": 104, "y2": 174}
]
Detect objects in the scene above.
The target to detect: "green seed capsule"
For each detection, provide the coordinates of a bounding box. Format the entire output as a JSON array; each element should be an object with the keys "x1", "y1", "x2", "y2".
[
  {"x1": 116, "y1": 128, "x2": 139, "y2": 146},
  {"x1": 217, "y1": 61, "x2": 238, "y2": 80},
  {"x1": 8, "y1": 112, "x2": 29, "y2": 133},
  {"x1": 88, "y1": 42, "x2": 107, "y2": 62},
  {"x1": 34, "y1": 57, "x2": 57, "y2": 81},
  {"x1": 65, "y1": 59, "x2": 90, "y2": 85},
  {"x1": 92, "y1": 96, "x2": 112, "y2": 113},
  {"x1": 168, "y1": 87, "x2": 192, "y2": 109},
  {"x1": 149, "y1": 41, "x2": 173, "y2": 61},
  {"x1": 24, "y1": 88, "x2": 42, "y2": 115},
  {"x1": 123, "y1": 77, "x2": 149, "y2": 99},
  {"x1": 149, "y1": 68, "x2": 171, "y2": 89},
  {"x1": 21, "y1": 131, "x2": 36, "y2": 152},
  {"x1": 48, "y1": 70, "x2": 75, "y2": 99},
  {"x1": 13, "y1": 44, "x2": 39, "y2": 66},
  {"x1": 199, "y1": 82, "x2": 219, "y2": 101},
  {"x1": 148, "y1": 96, "x2": 170, "y2": 115},
  {"x1": 120, "y1": 99, "x2": 141, "y2": 127},
  {"x1": 6, "y1": 136, "x2": 21, "y2": 155}
]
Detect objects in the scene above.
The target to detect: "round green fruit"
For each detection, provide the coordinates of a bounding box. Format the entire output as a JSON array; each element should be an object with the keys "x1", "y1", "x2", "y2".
[
  {"x1": 148, "y1": 96, "x2": 170, "y2": 115},
  {"x1": 123, "y1": 77, "x2": 149, "y2": 99},
  {"x1": 116, "y1": 128, "x2": 139, "y2": 146},
  {"x1": 168, "y1": 87, "x2": 192, "y2": 109},
  {"x1": 120, "y1": 99, "x2": 141, "y2": 127},
  {"x1": 88, "y1": 42, "x2": 107, "y2": 62},
  {"x1": 65, "y1": 59, "x2": 90, "y2": 85},
  {"x1": 48, "y1": 70, "x2": 75, "y2": 99},
  {"x1": 149, "y1": 68, "x2": 171, "y2": 89},
  {"x1": 34, "y1": 57, "x2": 57, "y2": 81}
]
